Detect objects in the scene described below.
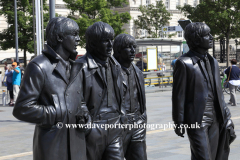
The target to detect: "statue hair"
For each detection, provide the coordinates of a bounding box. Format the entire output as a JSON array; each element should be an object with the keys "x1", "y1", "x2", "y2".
[
  {"x1": 85, "y1": 21, "x2": 115, "y2": 53},
  {"x1": 113, "y1": 34, "x2": 137, "y2": 61},
  {"x1": 184, "y1": 22, "x2": 210, "y2": 50},
  {"x1": 46, "y1": 17, "x2": 79, "y2": 48}
]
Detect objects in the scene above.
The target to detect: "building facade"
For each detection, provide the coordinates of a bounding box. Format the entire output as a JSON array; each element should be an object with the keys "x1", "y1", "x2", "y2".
[{"x1": 114, "y1": 0, "x2": 199, "y2": 40}]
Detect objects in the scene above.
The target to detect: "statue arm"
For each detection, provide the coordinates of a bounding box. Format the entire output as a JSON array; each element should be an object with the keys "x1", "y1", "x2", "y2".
[
  {"x1": 12, "y1": 62, "x2": 57, "y2": 126},
  {"x1": 172, "y1": 59, "x2": 187, "y2": 125}
]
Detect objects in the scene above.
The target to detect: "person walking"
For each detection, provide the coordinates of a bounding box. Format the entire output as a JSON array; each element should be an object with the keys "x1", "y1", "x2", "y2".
[
  {"x1": 12, "y1": 62, "x2": 21, "y2": 105},
  {"x1": 2, "y1": 65, "x2": 14, "y2": 106},
  {"x1": 225, "y1": 59, "x2": 240, "y2": 106}
]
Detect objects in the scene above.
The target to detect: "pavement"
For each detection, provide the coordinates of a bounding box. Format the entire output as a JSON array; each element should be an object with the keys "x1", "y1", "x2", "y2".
[{"x1": 0, "y1": 85, "x2": 240, "y2": 160}]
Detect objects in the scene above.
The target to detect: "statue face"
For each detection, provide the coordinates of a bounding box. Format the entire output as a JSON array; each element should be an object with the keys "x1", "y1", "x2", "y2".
[
  {"x1": 198, "y1": 27, "x2": 213, "y2": 49},
  {"x1": 61, "y1": 28, "x2": 80, "y2": 60},
  {"x1": 94, "y1": 35, "x2": 113, "y2": 61},
  {"x1": 119, "y1": 44, "x2": 136, "y2": 64}
]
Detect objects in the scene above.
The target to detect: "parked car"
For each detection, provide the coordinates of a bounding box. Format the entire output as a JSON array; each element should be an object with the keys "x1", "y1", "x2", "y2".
[{"x1": 0, "y1": 57, "x2": 24, "y2": 64}]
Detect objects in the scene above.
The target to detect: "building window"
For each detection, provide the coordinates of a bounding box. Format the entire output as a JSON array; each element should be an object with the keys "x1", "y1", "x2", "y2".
[
  {"x1": 141, "y1": 29, "x2": 146, "y2": 37},
  {"x1": 176, "y1": 0, "x2": 180, "y2": 7},
  {"x1": 146, "y1": 0, "x2": 150, "y2": 5},
  {"x1": 165, "y1": 0, "x2": 169, "y2": 9},
  {"x1": 159, "y1": 31, "x2": 167, "y2": 38},
  {"x1": 178, "y1": 31, "x2": 183, "y2": 37},
  {"x1": 184, "y1": 0, "x2": 187, "y2": 5},
  {"x1": 193, "y1": 0, "x2": 197, "y2": 6}
]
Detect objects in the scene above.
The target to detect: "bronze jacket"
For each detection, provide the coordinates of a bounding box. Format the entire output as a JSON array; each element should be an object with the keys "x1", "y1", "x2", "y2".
[
  {"x1": 13, "y1": 45, "x2": 86, "y2": 160},
  {"x1": 172, "y1": 50, "x2": 231, "y2": 126},
  {"x1": 120, "y1": 63, "x2": 147, "y2": 122},
  {"x1": 74, "y1": 53, "x2": 125, "y2": 121}
]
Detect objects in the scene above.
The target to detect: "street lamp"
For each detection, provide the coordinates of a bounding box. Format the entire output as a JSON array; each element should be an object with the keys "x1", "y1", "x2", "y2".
[
  {"x1": 235, "y1": 39, "x2": 238, "y2": 61},
  {"x1": 14, "y1": 0, "x2": 19, "y2": 62}
]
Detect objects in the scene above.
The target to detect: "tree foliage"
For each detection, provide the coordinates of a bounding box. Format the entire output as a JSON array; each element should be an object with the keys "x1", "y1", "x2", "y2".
[
  {"x1": 63, "y1": 0, "x2": 131, "y2": 48},
  {"x1": 134, "y1": 1, "x2": 171, "y2": 38},
  {"x1": 0, "y1": 0, "x2": 49, "y2": 66},
  {"x1": 177, "y1": 0, "x2": 240, "y2": 65}
]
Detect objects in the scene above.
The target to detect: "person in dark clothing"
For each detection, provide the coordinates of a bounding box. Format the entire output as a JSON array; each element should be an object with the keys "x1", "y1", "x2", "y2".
[
  {"x1": 3, "y1": 65, "x2": 14, "y2": 106},
  {"x1": 113, "y1": 34, "x2": 147, "y2": 160},
  {"x1": 136, "y1": 57, "x2": 147, "y2": 71},
  {"x1": 225, "y1": 59, "x2": 240, "y2": 106},
  {"x1": 172, "y1": 22, "x2": 235, "y2": 160},
  {"x1": 17, "y1": 62, "x2": 24, "y2": 79}
]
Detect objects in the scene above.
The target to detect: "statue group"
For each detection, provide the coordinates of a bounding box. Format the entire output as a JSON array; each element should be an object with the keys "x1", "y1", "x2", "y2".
[
  {"x1": 13, "y1": 17, "x2": 147, "y2": 160},
  {"x1": 12, "y1": 17, "x2": 235, "y2": 160}
]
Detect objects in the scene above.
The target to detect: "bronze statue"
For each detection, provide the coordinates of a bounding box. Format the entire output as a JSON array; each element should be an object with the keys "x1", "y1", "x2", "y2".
[
  {"x1": 172, "y1": 22, "x2": 236, "y2": 160},
  {"x1": 113, "y1": 34, "x2": 147, "y2": 160},
  {"x1": 12, "y1": 17, "x2": 90, "y2": 160},
  {"x1": 74, "y1": 21, "x2": 126, "y2": 160}
]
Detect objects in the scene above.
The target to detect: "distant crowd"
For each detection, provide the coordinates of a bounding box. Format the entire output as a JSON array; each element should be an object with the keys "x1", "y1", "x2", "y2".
[{"x1": 2, "y1": 58, "x2": 24, "y2": 106}]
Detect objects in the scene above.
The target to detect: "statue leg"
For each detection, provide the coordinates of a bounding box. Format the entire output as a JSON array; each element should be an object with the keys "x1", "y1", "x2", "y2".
[
  {"x1": 86, "y1": 123, "x2": 107, "y2": 160},
  {"x1": 187, "y1": 120, "x2": 219, "y2": 160},
  {"x1": 101, "y1": 117, "x2": 124, "y2": 160},
  {"x1": 125, "y1": 122, "x2": 147, "y2": 160},
  {"x1": 125, "y1": 140, "x2": 147, "y2": 160}
]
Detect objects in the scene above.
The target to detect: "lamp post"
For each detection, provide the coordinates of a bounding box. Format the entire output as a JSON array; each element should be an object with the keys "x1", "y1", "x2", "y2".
[
  {"x1": 49, "y1": 0, "x2": 55, "y2": 19},
  {"x1": 220, "y1": 39, "x2": 223, "y2": 63},
  {"x1": 235, "y1": 39, "x2": 238, "y2": 61},
  {"x1": 14, "y1": 0, "x2": 19, "y2": 62},
  {"x1": 35, "y1": 0, "x2": 42, "y2": 55}
]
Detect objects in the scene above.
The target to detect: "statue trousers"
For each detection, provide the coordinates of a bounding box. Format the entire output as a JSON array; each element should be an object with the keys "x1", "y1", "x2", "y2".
[
  {"x1": 86, "y1": 115, "x2": 124, "y2": 160},
  {"x1": 187, "y1": 101, "x2": 219, "y2": 160},
  {"x1": 123, "y1": 111, "x2": 147, "y2": 160}
]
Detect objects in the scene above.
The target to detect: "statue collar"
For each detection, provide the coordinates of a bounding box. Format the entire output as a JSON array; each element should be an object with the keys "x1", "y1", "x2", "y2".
[
  {"x1": 42, "y1": 44, "x2": 73, "y2": 66},
  {"x1": 86, "y1": 52, "x2": 120, "y2": 69},
  {"x1": 189, "y1": 50, "x2": 211, "y2": 64}
]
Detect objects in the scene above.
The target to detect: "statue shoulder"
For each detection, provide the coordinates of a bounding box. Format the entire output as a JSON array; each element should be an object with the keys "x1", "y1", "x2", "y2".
[{"x1": 75, "y1": 54, "x2": 87, "y2": 63}]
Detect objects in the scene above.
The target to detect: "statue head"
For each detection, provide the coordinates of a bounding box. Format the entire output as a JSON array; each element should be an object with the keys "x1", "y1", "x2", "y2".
[
  {"x1": 46, "y1": 17, "x2": 80, "y2": 60},
  {"x1": 113, "y1": 34, "x2": 137, "y2": 67},
  {"x1": 184, "y1": 22, "x2": 213, "y2": 52},
  {"x1": 85, "y1": 21, "x2": 115, "y2": 61}
]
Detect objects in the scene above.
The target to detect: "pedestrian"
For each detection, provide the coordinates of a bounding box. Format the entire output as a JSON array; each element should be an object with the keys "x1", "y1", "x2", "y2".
[
  {"x1": 171, "y1": 56, "x2": 178, "y2": 69},
  {"x1": 11, "y1": 58, "x2": 15, "y2": 63},
  {"x1": 2, "y1": 65, "x2": 14, "y2": 106},
  {"x1": 2, "y1": 61, "x2": 8, "y2": 84},
  {"x1": 224, "y1": 59, "x2": 240, "y2": 106},
  {"x1": 17, "y1": 62, "x2": 24, "y2": 79},
  {"x1": 136, "y1": 57, "x2": 147, "y2": 71},
  {"x1": 4, "y1": 61, "x2": 7, "y2": 71},
  {"x1": 12, "y1": 62, "x2": 21, "y2": 105}
]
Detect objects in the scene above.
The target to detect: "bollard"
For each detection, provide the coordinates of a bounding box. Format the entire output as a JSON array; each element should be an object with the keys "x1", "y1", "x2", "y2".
[{"x1": 2, "y1": 90, "x2": 6, "y2": 106}]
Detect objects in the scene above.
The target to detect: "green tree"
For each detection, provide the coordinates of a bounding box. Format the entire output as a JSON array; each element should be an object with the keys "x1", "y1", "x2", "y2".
[
  {"x1": 178, "y1": 0, "x2": 240, "y2": 66},
  {"x1": 134, "y1": 1, "x2": 171, "y2": 38},
  {"x1": 0, "y1": 0, "x2": 49, "y2": 67},
  {"x1": 63, "y1": 0, "x2": 131, "y2": 48}
]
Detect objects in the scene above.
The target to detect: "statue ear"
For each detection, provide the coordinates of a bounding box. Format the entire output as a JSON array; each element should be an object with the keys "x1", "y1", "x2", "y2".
[{"x1": 57, "y1": 34, "x2": 63, "y2": 43}]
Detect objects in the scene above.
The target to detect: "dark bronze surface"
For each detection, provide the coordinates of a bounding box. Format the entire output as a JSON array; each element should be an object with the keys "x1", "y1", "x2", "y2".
[
  {"x1": 12, "y1": 17, "x2": 88, "y2": 160},
  {"x1": 74, "y1": 22, "x2": 126, "y2": 160},
  {"x1": 113, "y1": 34, "x2": 147, "y2": 160},
  {"x1": 172, "y1": 22, "x2": 235, "y2": 160}
]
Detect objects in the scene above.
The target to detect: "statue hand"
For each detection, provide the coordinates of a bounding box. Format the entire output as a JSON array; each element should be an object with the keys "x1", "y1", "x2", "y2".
[
  {"x1": 174, "y1": 123, "x2": 185, "y2": 138},
  {"x1": 76, "y1": 104, "x2": 92, "y2": 134}
]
